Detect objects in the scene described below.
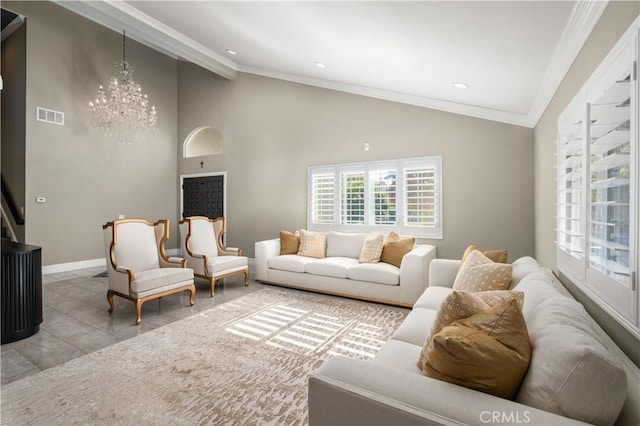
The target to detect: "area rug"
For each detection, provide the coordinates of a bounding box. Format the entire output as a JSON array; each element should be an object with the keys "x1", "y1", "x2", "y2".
[{"x1": 1, "y1": 287, "x2": 408, "y2": 425}]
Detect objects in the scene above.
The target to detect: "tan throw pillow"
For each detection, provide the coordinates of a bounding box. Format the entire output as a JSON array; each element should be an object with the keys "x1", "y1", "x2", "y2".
[
  {"x1": 380, "y1": 232, "x2": 415, "y2": 268},
  {"x1": 418, "y1": 290, "x2": 525, "y2": 372},
  {"x1": 359, "y1": 233, "x2": 384, "y2": 263},
  {"x1": 297, "y1": 229, "x2": 326, "y2": 258},
  {"x1": 279, "y1": 230, "x2": 300, "y2": 255},
  {"x1": 462, "y1": 245, "x2": 508, "y2": 264},
  {"x1": 420, "y1": 299, "x2": 531, "y2": 400},
  {"x1": 453, "y1": 250, "x2": 512, "y2": 292}
]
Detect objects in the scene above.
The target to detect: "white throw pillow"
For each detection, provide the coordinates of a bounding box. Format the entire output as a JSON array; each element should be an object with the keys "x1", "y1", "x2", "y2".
[
  {"x1": 516, "y1": 296, "x2": 627, "y2": 425},
  {"x1": 325, "y1": 231, "x2": 367, "y2": 259}
]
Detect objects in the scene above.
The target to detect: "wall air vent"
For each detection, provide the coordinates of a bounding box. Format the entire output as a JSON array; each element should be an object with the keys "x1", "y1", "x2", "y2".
[{"x1": 36, "y1": 107, "x2": 64, "y2": 126}]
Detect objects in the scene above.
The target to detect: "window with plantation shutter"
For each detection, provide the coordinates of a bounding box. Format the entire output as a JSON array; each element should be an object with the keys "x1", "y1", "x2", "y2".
[
  {"x1": 341, "y1": 171, "x2": 365, "y2": 224},
  {"x1": 308, "y1": 156, "x2": 442, "y2": 238},
  {"x1": 556, "y1": 21, "x2": 639, "y2": 337},
  {"x1": 370, "y1": 168, "x2": 396, "y2": 225},
  {"x1": 405, "y1": 167, "x2": 437, "y2": 228},
  {"x1": 310, "y1": 172, "x2": 335, "y2": 225}
]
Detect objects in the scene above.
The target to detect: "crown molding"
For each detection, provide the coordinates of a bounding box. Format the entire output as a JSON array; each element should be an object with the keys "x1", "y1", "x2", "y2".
[
  {"x1": 526, "y1": 0, "x2": 609, "y2": 128},
  {"x1": 239, "y1": 65, "x2": 532, "y2": 127},
  {"x1": 52, "y1": 0, "x2": 237, "y2": 80}
]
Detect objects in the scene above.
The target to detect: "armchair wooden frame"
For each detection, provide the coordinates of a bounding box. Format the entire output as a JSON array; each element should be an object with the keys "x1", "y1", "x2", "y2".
[
  {"x1": 180, "y1": 216, "x2": 249, "y2": 297},
  {"x1": 103, "y1": 218, "x2": 196, "y2": 324}
]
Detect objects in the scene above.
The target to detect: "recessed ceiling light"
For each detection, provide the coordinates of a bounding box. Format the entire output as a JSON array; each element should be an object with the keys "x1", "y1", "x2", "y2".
[
  {"x1": 453, "y1": 82, "x2": 469, "y2": 89},
  {"x1": 315, "y1": 62, "x2": 326, "y2": 69},
  {"x1": 226, "y1": 49, "x2": 237, "y2": 56}
]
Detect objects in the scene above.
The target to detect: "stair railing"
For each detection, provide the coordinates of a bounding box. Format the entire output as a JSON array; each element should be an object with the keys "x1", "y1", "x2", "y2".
[{"x1": 1, "y1": 174, "x2": 25, "y2": 226}]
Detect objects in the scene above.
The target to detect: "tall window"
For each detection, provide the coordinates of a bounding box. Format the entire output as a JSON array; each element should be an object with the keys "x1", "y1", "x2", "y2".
[{"x1": 308, "y1": 156, "x2": 442, "y2": 238}]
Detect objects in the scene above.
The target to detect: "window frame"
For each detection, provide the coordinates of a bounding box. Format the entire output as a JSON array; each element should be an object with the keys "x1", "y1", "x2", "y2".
[{"x1": 308, "y1": 156, "x2": 443, "y2": 239}]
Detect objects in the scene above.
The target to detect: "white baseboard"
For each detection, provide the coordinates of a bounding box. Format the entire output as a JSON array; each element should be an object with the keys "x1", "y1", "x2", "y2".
[
  {"x1": 42, "y1": 249, "x2": 182, "y2": 275},
  {"x1": 43, "y1": 258, "x2": 106, "y2": 275}
]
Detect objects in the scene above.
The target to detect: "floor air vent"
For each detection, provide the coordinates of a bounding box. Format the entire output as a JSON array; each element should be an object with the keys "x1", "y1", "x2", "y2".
[{"x1": 36, "y1": 107, "x2": 64, "y2": 125}]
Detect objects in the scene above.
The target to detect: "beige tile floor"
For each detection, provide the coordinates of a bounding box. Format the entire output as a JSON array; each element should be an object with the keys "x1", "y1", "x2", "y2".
[{"x1": 1, "y1": 266, "x2": 265, "y2": 386}]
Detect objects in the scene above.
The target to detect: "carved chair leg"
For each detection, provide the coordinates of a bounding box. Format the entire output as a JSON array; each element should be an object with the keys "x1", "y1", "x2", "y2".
[
  {"x1": 188, "y1": 286, "x2": 195, "y2": 306},
  {"x1": 244, "y1": 269, "x2": 249, "y2": 286},
  {"x1": 210, "y1": 278, "x2": 216, "y2": 298},
  {"x1": 134, "y1": 299, "x2": 143, "y2": 325},
  {"x1": 107, "y1": 290, "x2": 115, "y2": 313}
]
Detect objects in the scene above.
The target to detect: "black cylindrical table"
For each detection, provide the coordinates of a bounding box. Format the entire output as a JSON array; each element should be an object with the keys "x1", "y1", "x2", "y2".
[{"x1": 1, "y1": 240, "x2": 43, "y2": 344}]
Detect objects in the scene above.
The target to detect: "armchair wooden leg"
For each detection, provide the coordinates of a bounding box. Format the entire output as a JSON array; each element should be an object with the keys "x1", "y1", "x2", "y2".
[
  {"x1": 107, "y1": 290, "x2": 115, "y2": 313},
  {"x1": 187, "y1": 286, "x2": 195, "y2": 306},
  {"x1": 244, "y1": 269, "x2": 249, "y2": 286},
  {"x1": 210, "y1": 278, "x2": 216, "y2": 298},
  {"x1": 134, "y1": 299, "x2": 143, "y2": 325}
]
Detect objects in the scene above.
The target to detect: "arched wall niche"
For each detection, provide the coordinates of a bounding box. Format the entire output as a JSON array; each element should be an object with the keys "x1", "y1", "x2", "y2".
[{"x1": 183, "y1": 126, "x2": 223, "y2": 158}]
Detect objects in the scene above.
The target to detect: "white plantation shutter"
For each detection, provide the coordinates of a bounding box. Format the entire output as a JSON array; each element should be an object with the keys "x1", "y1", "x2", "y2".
[
  {"x1": 404, "y1": 167, "x2": 437, "y2": 228},
  {"x1": 341, "y1": 171, "x2": 365, "y2": 224},
  {"x1": 369, "y1": 168, "x2": 396, "y2": 225},
  {"x1": 311, "y1": 172, "x2": 335, "y2": 225},
  {"x1": 308, "y1": 156, "x2": 442, "y2": 238}
]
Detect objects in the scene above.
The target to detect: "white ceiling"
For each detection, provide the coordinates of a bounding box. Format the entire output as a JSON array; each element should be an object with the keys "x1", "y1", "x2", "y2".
[{"x1": 56, "y1": 1, "x2": 609, "y2": 128}]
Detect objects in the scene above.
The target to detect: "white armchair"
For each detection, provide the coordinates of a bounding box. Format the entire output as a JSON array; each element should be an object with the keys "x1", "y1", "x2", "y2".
[
  {"x1": 179, "y1": 216, "x2": 249, "y2": 297},
  {"x1": 102, "y1": 218, "x2": 195, "y2": 325}
]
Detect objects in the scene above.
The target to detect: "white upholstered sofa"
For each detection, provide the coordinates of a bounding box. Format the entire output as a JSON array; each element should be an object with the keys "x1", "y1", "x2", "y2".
[
  {"x1": 255, "y1": 232, "x2": 436, "y2": 307},
  {"x1": 309, "y1": 257, "x2": 640, "y2": 425}
]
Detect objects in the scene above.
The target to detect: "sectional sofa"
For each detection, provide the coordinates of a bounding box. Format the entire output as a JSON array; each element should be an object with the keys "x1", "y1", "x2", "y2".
[{"x1": 308, "y1": 256, "x2": 640, "y2": 426}]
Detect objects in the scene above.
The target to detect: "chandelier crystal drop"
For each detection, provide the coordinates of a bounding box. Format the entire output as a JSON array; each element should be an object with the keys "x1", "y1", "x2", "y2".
[{"x1": 89, "y1": 30, "x2": 157, "y2": 144}]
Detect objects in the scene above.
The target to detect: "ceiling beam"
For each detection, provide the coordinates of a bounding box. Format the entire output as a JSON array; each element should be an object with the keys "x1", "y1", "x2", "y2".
[{"x1": 52, "y1": 0, "x2": 237, "y2": 80}]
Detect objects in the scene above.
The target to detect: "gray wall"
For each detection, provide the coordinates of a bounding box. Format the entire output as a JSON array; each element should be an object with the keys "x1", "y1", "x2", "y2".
[
  {"x1": 1, "y1": 21, "x2": 27, "y2": 242},
  {"x1": 534, "y1": 1, "x2": 640, "y2": 365},
  {"x1": 178, "y1": 63, "x2": 535, "y2": 260},
  {"x1": 6, "y1": 1, "x2": 179, "y2": 265}
]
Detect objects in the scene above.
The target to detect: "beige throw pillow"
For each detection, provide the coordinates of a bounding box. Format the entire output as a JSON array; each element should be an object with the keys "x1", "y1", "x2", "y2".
[
  {"x1": 453, "y1": 250, "x2": 512, "y2": 292},
  {"x1": 428, "y1": 290, "x2": 524, "y2": 337},
  {"x1": 462, "y1": 245, "x2": 508, "y2": 264},
  {"x1": 421, "y1": 299, "x2": 531, "y2": 400},
  {"x1": 380, "y1": 232, "x2": 415, "y2": 268},
  {"x1": 279, "y1": 230, "x2": 300, "y2": 255},
  {"x1": 297, "y1": 229, "x2": 326, "y2": 258},
  {"x1": 359, "y1": 233, "x2": 384, "y2": 263}
]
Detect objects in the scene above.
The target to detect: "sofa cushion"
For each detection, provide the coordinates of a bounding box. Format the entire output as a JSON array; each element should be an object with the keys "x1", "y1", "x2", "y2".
[
  {"x1": 413, "y1": 286, "x2": 454, "y2": 310},
  {"x1": 298, "y1": 229, "x2": 327, "y2": 258},
  {"x1": 390, "y1": 307, "x2": 437, "y2": 346},
  {"x1": 207, "y1": 255, "x2": 248, "y2": 274},
  {"x1": 510, "y1": 256, "x2": 540, "y2": 288},
  {"x1": 372, "y1": 339, "x2": 422, "y2": 374},
  {"x1": 380, "y1": 232, "x2": 416, "y2": 268},
  {"x1": 326, "y1": 231, "x2": 367, "y2": 258},
  {"x1": 279, "y1": 230, "x2": 300, "y2": 255},
  {"x1": 268, "y1": 255, "x2": 316, "y2": 273},
  {"x1": 358, "y1": 233, "x2": 384, "y2": 263},
  {"x1": 305, "y1": 257, "x2": 359, "y2": 278},
  {"x1": 131, "y1": 268, "x2": 194, "y2": 293},
  {"x1": 453, "y1": 250, "x2": 512, "y2": 292},
  {"x1": 516, "y1": 296, "x2": 627, "y2": 426},
  {"x1": 461, "y1": 245, "x2": 508, "y2": 264},
  {"x1": 347, "y1": 263, "x2": 399, "y2": 286},
  {"x1": 420, "y1": 299, "x2": 531, "y2": 400},
  {"x1": 512, "y1": 271, "x2": 562, "y2": 319}
]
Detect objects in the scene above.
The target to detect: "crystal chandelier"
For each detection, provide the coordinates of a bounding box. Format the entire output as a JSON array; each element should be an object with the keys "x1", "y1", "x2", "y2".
[{"x1": 89, "y1": 30, "x2": 157, "y2": 144}]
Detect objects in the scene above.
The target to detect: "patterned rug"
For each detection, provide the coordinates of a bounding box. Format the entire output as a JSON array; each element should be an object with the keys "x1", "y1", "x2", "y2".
[{"x1": 1, "y1": 287, "x2": 408, "y2": 425}]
